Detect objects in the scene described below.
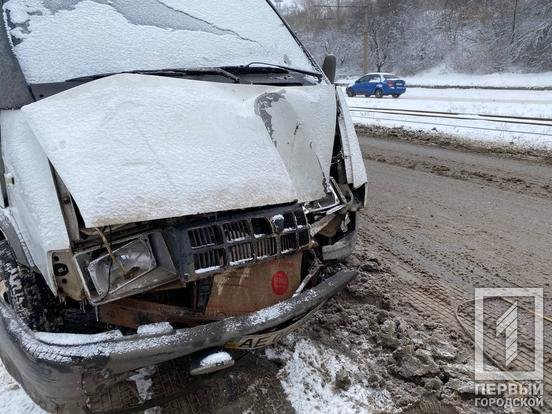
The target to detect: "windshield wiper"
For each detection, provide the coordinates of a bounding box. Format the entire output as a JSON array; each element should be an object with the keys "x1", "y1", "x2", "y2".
[
  {"x1": 67, "y1": 67, "x2": 241, "y2": 83},
  {"x1": 242, "y1": 62, "x2": 323, "y2": 80}
]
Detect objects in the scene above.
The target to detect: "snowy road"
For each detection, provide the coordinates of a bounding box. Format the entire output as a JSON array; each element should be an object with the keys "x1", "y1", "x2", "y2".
[{"x1": 347, "y1": 87, "x2": 552, "y2": 149}]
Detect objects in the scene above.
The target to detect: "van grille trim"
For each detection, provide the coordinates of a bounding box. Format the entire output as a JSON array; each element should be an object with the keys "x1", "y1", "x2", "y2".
[{"x1": 182, "y1": 205, "x2": 310, "y2": 277}]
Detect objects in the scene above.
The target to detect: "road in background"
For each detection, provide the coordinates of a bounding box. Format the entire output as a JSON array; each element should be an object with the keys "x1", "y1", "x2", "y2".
[{"x1": 347, "y1": 88, "x2": 552, "y2": 149}]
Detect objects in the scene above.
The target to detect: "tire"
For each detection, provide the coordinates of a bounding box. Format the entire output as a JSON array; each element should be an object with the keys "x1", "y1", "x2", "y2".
[
  {"x1": 392, "y1": 94, "x2": 400, "y2": 98},
  {"x1": 346, "y1": 88, "x2": 355, "y2": 97},
  {"x1": 0, "y1": 240, "x2": 63, "y2": 331},
  {"x1": 374, "y1": 89, "x2": 383, "y2": 98}
]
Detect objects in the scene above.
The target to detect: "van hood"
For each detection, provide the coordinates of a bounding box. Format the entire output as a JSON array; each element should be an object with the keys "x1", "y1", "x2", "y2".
[{"x1": 21, "y1": 74, "x2": 337, "y2": 227}]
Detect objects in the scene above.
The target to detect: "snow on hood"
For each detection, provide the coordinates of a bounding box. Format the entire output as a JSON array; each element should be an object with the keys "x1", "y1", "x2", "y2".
[{"x1": 21, "y1": 74, "x2": 336, "y2": 227}]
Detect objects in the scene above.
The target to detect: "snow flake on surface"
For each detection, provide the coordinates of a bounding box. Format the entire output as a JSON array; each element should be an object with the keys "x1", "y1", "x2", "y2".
[
  {"x1": 3, "y1": 0, "x2": 315, "y2": 83},
  {"x1": 266, "y1": 337, "x2": 394, "y2": 413}
]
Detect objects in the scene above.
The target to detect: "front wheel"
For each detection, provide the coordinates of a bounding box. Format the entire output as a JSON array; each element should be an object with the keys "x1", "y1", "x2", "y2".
[
  {"x1": 392, "y1": 94, "x2": 400, "y2": 98},
  {"x1": 374, "y1": 89, "x2": 383, "y2": 98},
  {"x1": 0, "y1": 240, "x2": 64, "y2": 331},
  {"x1": 346, "y1": 88, "x2": 356, "y2": 97}
]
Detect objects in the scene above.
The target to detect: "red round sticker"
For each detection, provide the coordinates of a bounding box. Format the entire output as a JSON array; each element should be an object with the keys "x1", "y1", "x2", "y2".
[{"x1": 271, "y1": 271, "x2": 289, "y2": 296}]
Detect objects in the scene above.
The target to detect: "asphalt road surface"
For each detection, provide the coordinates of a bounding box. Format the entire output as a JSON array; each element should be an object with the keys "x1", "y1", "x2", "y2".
[
  {"x1": 359, "y1": 134, "x2": 552, "y2": 296},
  {"x1": 355, "y1": 133, "x2": 552, "y2": 412}
]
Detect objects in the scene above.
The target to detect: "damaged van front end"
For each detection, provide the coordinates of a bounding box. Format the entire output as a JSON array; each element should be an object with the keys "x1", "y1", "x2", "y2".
[{"x1": 0, "y1": 0, "x2": 367, "y2": 412}]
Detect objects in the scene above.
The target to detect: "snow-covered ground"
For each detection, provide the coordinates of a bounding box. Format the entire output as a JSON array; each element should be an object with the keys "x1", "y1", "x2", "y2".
[
  {"x1": 266, "y1": 336, "x2": 394, "y2": 413},
  {"x1": 346, "y1": 87, "x2": 552, "y2": 149},
  {"x1": 348, "y1": 88, "x2": 552, "y2": 118},
  {"x1": 338, "y1": 66, "x2": 552, "y2": 89},
  {"x1": 406, "y1": 66, "x2": 552, "y2": 88},
  {"x1": 0, "y1": 362, "x2": 45, "y2": 413}
]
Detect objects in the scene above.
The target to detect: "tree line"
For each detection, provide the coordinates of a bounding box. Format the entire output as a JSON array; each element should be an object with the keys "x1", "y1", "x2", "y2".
[{"x1": 279, "y1": 0, "x2": 552, "y2": 76}]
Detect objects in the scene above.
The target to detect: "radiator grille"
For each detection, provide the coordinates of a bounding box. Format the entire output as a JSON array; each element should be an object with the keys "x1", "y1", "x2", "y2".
[
  {"x1": 186, "y1": 205, "x2": 310, "y2": 276},
  {"x1": 256, "y1": 237, "x2": 278, "y2": 259}
]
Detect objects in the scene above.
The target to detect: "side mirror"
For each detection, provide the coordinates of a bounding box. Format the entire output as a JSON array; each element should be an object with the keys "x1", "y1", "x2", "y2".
[{"x1": 322, "y1": 54, "x2": 337, "y2": 84}]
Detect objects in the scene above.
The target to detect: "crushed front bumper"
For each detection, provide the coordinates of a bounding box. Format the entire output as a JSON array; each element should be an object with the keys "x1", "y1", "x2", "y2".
[{"x1": 0, "y1": 270, "x2": 356, "y2": 413}]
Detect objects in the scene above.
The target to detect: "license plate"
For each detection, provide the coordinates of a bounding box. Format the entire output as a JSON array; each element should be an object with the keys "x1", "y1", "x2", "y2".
[{"x1": 224, "y1": 305, "x2": 322, "y2": 350}]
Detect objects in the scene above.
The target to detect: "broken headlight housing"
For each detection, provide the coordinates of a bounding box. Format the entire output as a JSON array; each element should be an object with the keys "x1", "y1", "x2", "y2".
[
  {"x1": 305, "y1": 178, "x2": 347, "y2": 215},
  {"x1": 74, "y1": 233, "x2": 177, "y2": 305},
  {"x1": 88, "y1": 237, "x2": 157, "y2": 299}
]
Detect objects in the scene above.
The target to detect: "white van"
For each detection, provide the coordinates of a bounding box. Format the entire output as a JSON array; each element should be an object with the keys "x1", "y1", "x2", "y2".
[{"x1": 0, "y1": 1, "x2": 367, "y2": 411}]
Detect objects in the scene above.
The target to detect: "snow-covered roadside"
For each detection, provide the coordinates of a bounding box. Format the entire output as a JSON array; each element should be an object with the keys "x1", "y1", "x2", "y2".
[
  {"x1": 0, "y1": 361, "x2": 45, "y2": 413},
  {"x1": 266, "y1": 336, "x2": 394, "y2": 413},
  {"x1": 346, "y1": 88, "x2": 552, "y2": 150},
  {"x1": 348, "y1": 88, "x2": 552, "y2": 118},
  {"x1": 338, "y1": 67, "x2": 552, "y2": 89},
  {"x1": 406, "y1": 66, "x2": 552, "y2": 89}
]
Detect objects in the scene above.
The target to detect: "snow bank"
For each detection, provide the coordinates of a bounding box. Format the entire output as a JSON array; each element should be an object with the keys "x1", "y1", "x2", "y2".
[
  {"x1": 338, "y1": 67, "x2": 552, "y2": 89},
  {"x1": 347, "y1": 88, "x2": 552, "y2": 150},
  {"x1": 348, "y1": 88, "x2": 552, "y2": 119},
  {"x1": 266, "y1": 337, "x2": 393, "y2": 413},
  {"x1": 407, "y1": 66, "x2": 552, "y2": 89}
]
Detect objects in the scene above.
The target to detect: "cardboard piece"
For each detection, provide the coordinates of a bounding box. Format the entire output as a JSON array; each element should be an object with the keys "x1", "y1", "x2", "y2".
[{"x1": 205, "y1": 254, "x2": 302, "y2": 317}]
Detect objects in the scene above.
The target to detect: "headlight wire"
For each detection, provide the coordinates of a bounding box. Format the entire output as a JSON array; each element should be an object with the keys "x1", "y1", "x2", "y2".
[{"x1": 95, "y1": 226, "x2": 124, "y2": 300}]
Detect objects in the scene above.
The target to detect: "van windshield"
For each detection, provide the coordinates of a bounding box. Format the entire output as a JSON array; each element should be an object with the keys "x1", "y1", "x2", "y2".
[{"x1": 2, "y1": 0, "x2": 317, "y2": 84}]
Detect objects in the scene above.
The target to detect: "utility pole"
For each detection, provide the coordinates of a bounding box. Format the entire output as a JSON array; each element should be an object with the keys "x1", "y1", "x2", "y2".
[
  {"x1": 313, "y1": 1, "x2": 373, "y2": 73},
  {"x1": 363, "y1": 3, "x2": 369, "y2": 73},
  {"x1": 510, "y1": 0, "x2": 519, "y2": 44}
]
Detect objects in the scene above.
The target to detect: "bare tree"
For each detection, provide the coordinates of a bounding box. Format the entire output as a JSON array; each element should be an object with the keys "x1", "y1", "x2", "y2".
[{"x1": 282, "y1": 0, "x2": 550, "y2": 75}]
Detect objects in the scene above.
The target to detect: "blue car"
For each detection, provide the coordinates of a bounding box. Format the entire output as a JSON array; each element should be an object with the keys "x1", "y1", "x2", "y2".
[{"x1": 346, "y1": 73, "x2": 406, "y2": 98}]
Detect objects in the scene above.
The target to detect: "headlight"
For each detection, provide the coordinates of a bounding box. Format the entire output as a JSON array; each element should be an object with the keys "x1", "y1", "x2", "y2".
[{"x1": 88, "y1": 238, "x2": 157, "y2": 298}]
